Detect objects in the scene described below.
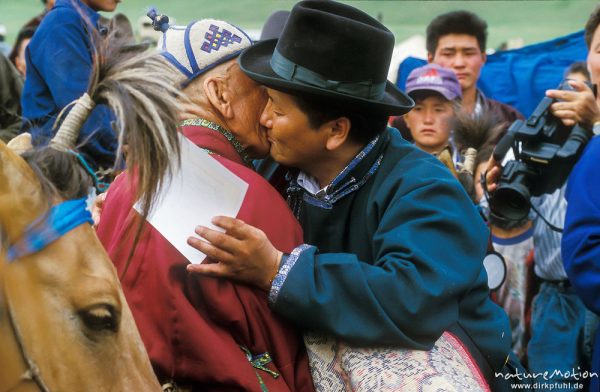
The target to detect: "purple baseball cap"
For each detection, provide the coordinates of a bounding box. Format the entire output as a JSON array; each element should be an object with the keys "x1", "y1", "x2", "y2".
[{"x1": 405, "y1": 64, "x2": 462, "y2": 101}]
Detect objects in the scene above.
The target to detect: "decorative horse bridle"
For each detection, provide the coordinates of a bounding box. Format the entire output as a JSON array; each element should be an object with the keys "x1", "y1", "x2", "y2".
[
  {"x1": 2, "y1": 198, "x2": 93, "y2": 392},
  {"x1": 3, "y1": 293, "x2": 51, "y2": 392}
]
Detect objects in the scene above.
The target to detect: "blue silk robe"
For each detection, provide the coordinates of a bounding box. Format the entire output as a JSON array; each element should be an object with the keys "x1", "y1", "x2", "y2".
[{"x1": 270, "y1": 127, "x2": 512, "y2": 372}]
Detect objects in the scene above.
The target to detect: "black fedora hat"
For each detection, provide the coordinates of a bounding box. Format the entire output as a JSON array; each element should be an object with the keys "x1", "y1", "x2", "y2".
[{"x1": 239, "y1": 0, "x2": 414, "y2": 115}]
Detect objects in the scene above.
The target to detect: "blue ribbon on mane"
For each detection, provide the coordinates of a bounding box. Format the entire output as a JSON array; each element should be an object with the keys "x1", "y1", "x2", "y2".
[{"x1": 7, "y1": 198, "x2": 94, "y2": 262}]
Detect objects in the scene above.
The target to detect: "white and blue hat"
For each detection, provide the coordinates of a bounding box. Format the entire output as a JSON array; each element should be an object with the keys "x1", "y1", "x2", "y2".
[{"x1": 150, "y1": 11, "x2": 253, "y2": 86}]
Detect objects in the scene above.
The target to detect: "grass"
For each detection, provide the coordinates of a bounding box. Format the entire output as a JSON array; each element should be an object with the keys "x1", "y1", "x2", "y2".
[{"x1": 0, "y1": 0, "x2": 596, "y2": 52}]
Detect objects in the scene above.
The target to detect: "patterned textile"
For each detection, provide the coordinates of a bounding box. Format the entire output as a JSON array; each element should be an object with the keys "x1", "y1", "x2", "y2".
[
  {"x1": 492, "y1": 228, "x2": 535, "y2": 360},
  {"x1": 158, "y1": 18, "x2": 252, "y2": 85},
  {"x1": 305, "y1": 332, "x2": 489, "y2": 392}
]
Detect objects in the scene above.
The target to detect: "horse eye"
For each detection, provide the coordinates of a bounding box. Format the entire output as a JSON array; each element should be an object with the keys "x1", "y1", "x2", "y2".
[{"x1": 79, "y1": 304, "x2": 119, "y2": 334}]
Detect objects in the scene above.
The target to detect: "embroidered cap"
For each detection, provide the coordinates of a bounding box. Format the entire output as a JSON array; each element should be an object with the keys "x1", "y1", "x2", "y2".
[
  {"x1": 405, "y1": 64, "x2": 462, "y2": 101},
  {"x1": 157, "y1": 18, "x2": 253, "y2": 86}
]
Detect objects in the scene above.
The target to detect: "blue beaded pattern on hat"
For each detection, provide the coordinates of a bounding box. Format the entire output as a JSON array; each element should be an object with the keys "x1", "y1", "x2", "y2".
[{"x1": 202, "y1": 24, "x2": 242, "y2": 53}]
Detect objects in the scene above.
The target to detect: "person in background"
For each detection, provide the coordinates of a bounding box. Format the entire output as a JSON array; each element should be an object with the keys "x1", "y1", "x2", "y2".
[
  {"x1": 403, "y1": 63, "x2": 461, "y2": 176},
  {"x1": 564, "y1": 61, "x2": 590, "y2": 84},
  {"x1": 20, "y1": 0, "x2": 120, "y2": 172},
  {"x1": 391, "y1": 10, "x2": 523, "y2": 145},
  {"x1": 485, "y1": 48, "x2": 600, "y2": 392},
  {"x1": 560, "y1": 5, "x2": 600, "y2": 392},
  {"x1": 457, "y1": 112, "x2": 535, "y2": 363},
  {"x1": 9, "y1": 27, "x2": 36, "y2": 78},
  {"x1": 426, "y1": 10, "x2": 522, "y2": 123},
  {"x1": 0, "y1": 25, "x2": 10, "y2": 57},
  {"x1": 259, "y1": 10, "x2": 290, "y2": 41},
  {"x1": 22, "y1": 0, "x2": 56, "y2": 30},
  {"x1": 0, "y1": 53, "x2": 23, "y2": 142}
]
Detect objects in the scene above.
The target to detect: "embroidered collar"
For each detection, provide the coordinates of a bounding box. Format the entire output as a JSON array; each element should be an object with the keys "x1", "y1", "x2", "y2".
[
  {"x1": 290, "y1": 130, "x2": 389, "y2": 208},
  {"x1": 7, "y1": 198, "x2": 94, "y2": 262},
  {"x1": 179, "y1": 118, "x2": 253, "y2": 167}
]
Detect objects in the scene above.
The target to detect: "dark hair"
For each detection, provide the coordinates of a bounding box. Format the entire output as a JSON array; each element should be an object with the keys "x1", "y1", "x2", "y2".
[
  {"x1": 289, "y1": 94, "x2": 388, "y2": 145},
  {"x1": 564, "y1": 61, "x2": 590, "y2": 81},
  {"x1": 452, "y1": 111, "x2": 503, "y2": 202},
  {"x1": 9, "y1": 26, "x2": 36, "y2": 66},
  {"x1": 426, "y1": 10, "x2": 487, "y2": 54},
  {"x1": 22, "y1": 147, "x2": 93, "y2": 201},
  {"x1": 585, "y1": 4, "x2": 600, "y2": 49}
]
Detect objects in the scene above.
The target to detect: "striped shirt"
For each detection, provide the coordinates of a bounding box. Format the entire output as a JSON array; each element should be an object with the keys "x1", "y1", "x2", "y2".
[{"x1": 530, "y1": 184, "x2": 568, "y2": 280}]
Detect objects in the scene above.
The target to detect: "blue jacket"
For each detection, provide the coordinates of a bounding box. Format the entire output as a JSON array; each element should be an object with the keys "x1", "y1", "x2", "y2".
[
  {"x1": 21, "y1": 0, "x2": 117, "y2": 170},
  {"x1": 270, "y1": 128, "x2": 511, "y2": 373},
  {"x1": 562, "y1": 136, "x2": 600, "y2": 391}
]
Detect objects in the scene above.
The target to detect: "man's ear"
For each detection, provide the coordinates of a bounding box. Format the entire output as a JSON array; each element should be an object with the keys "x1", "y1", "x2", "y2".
[
  {"x1": 324, "y1": 117, "x2": 351, "y2": 151},
  {"x1": 427, "y1": 52, "x2": 434, "y2": 63},
  {"x1": 204, "y1": 77, "x2": 233, "y2": 119},
  {"x1": 481, "y1": 51, "x2": 487, "y2": 64}
]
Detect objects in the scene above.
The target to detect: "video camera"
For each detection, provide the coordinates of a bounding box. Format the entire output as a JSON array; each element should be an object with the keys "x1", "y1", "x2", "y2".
[{"x1": 488, "y1": 80, "x2": 593, "y2": 221}]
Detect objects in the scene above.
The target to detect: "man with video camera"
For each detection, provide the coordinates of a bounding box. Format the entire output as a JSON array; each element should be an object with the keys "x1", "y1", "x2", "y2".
[
  {"x1": 560, "y1": 5, "x2": 600, "y2": 392},
  {"x1": 485, "y1": 6, "x2": 600, "y2": 391}
]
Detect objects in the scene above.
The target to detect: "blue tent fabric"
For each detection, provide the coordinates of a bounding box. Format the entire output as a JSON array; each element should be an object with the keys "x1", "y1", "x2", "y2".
[{"x1": 396, "y1": 30, "x2": 588, "y2": 117}]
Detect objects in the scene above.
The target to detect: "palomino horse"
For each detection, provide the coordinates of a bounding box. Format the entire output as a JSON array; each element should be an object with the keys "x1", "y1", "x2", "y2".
[
  {"x1": 0, "y1": 23, "x2": 183, "y2": 389},
  {"x1": 0, "y1": 141, "x2": 161, "y2": 391}
]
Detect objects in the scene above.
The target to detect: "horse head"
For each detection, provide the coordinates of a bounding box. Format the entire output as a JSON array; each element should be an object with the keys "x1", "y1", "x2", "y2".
[{"x1": 0, "y1": 142, "x2": 161, "y2": 391}]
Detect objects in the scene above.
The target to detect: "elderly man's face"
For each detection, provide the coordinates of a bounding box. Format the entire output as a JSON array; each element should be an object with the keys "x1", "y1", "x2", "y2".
[
  {"x1": 588, "y1": 25, "x2": 600, "y2": 87},
  {"x1": 228, "y1": 65, "x2": 270, "y2": 158}
]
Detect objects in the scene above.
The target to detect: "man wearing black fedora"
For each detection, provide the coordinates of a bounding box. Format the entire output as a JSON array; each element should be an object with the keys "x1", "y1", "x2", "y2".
[{"x1": 187, "y1": 1, "x2": 516, "y2": 389}]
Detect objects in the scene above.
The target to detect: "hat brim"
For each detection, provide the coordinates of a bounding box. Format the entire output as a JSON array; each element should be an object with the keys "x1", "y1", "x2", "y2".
[
  {"x1": 239, "y1": 40, "x2": 414, "y2": 116},
  {"x1": 408, "y1": 88, "x2": 458, "y2": 102}
]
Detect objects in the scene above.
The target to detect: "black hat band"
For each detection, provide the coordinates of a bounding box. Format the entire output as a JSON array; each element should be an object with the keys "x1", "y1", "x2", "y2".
[{"x1": 269, "y1": 49, "x2": 386, "y2": 100}]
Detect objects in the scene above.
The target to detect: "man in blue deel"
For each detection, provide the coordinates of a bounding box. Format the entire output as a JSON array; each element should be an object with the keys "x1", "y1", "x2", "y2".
[{"x1": 21, "y1": 0, "x2": 120, "y2": 171}]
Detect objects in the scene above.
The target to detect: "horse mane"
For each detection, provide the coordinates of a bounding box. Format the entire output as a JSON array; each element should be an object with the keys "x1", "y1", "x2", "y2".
[
  {"x1": 22, "y1": 148, "x2": 92, "y2": 201},
  {"x1": 452, "y1": 110, "x2": 505, "y2": 202},
  {"x1": 453, "y1": 110, "x2": 505, "y2": 154},
  {"x1": 27, "y1": 26, "x2": 184, "y2": 216}
]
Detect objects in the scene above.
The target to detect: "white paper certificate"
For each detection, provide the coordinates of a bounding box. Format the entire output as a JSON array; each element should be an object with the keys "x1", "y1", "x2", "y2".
[{"x1": 135, "y1": 134, "x2": 249, "y2": 264}]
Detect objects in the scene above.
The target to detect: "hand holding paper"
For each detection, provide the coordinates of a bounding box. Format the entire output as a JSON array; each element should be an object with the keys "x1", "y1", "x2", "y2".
[{"x1": 136, "y1": 134, "x2": 248, "y2": 264}]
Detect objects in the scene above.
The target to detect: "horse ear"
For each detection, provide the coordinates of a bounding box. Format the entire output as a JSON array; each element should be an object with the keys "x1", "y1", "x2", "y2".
[{"x1": 6, "y1": 133, "x2": 33, "y2": 156}]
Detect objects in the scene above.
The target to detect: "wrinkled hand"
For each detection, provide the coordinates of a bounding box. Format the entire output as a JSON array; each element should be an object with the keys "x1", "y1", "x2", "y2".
[
  {"x1": 92, "y1": 192, "x2": 107, "y2": 229},
  {"x1": 483, "y1": 155, "x2": 503, "y2": 194},
  {"x1": 547, "y1": 80, "x2": 600, "y2": 129},
  {"x1": 186, "y1": 216, "x2": 283, "y2": 291}
]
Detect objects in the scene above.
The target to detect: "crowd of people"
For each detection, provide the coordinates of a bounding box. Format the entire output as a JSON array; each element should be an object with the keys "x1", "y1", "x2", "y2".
[{"x1": 1, "y1": 0, "x2": 600, "y2": 391}]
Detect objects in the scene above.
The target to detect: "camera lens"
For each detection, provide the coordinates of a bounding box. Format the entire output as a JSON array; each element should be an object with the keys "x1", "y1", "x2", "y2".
[{"x1": 490, "y1": 184, "x2": 531, "y2": 221}]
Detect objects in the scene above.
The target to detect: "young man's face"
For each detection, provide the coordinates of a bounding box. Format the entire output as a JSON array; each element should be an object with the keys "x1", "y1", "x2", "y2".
[
  {"x1": 82, "y1": 0, "x2": 121, "y2": 12},
  {"x1": 404, "y1": 94, "x2": 455, "y2": 155},
  {"x1": 587, "y1": 25, "x2": 600, "y2": 86},
  {"x1": 260, "y1": 88, "x2": 329, "y2": 169},
  {"x1": 429, "y1": 34, "x2": 486, "y2": 94}
]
